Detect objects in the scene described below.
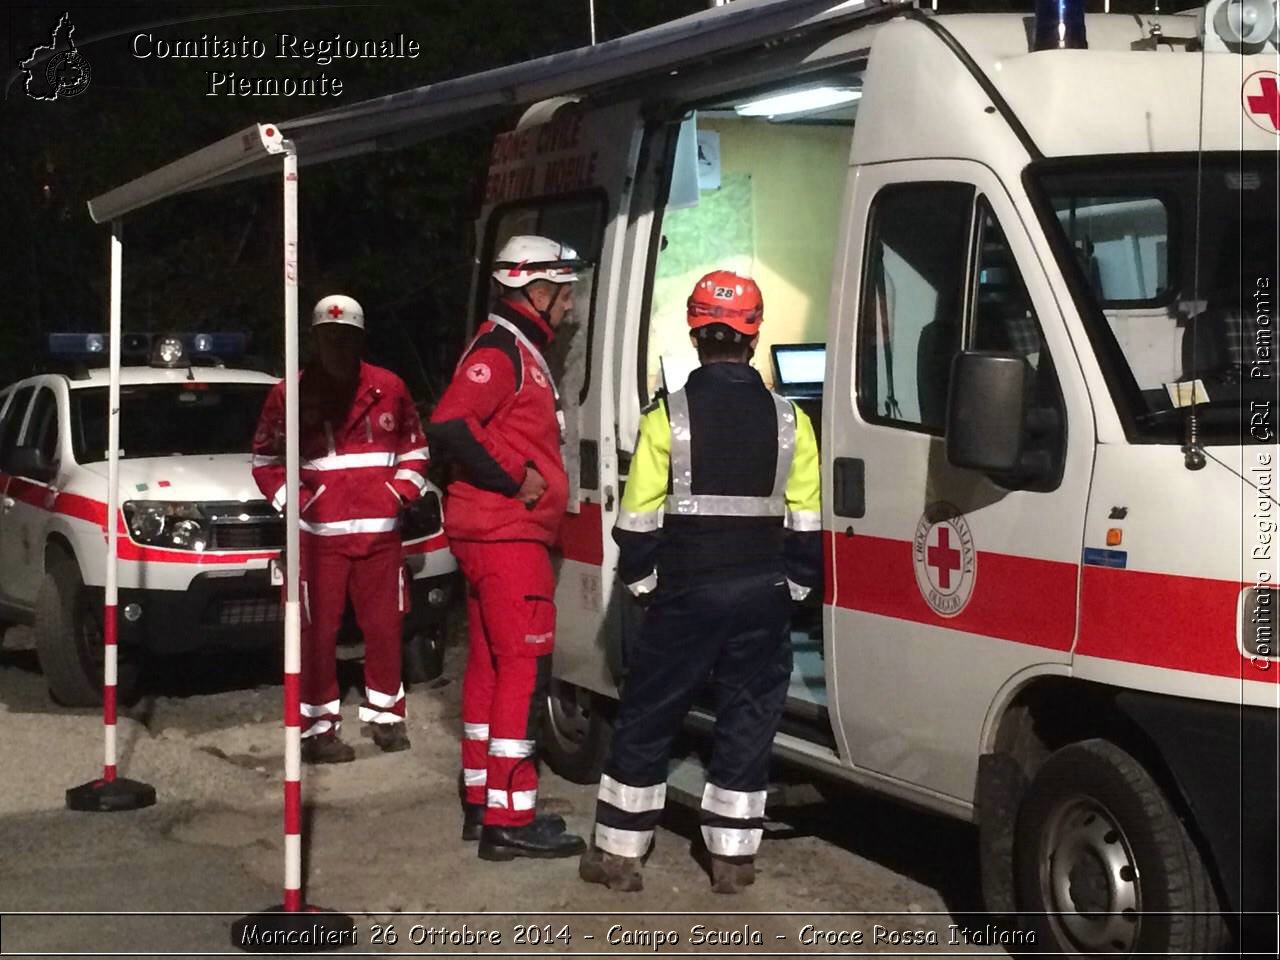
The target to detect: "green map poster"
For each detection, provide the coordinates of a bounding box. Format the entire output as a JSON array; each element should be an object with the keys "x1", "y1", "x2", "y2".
[{"x1": 648, "y1": 173, "x2": 755, "y2": 392}]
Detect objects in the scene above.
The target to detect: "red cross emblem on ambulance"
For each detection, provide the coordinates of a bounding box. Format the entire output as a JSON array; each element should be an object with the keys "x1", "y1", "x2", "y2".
[
  {"x1": 912, "y1": 505, "x2": 977, "y2": 618},
  {"x1": 1243, "y1": 71, "x2": 1280, "y2": 134}
]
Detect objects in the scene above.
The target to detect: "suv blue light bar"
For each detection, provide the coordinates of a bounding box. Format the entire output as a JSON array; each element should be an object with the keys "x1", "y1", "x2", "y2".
[
  {"x1": 47, "y1": 333, "x2": 150, "y2": 358},
  {"x1": 46, "y1": 332, "x2": 251, "y2": 363}
]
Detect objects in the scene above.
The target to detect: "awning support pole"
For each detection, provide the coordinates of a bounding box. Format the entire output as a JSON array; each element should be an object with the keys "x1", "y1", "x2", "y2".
[
  {"x1": 65, "y1": 220, "x2": 156, "y2": 813},
  {"x1": 104, "y1": 219, "x2": 122, "y2": 782},
  {"x1": 281, "y1": 142, "x2": 304, "y2": 914},
  {"x1": 232, "y1": 143, "x2": 352, "y2": 949}
]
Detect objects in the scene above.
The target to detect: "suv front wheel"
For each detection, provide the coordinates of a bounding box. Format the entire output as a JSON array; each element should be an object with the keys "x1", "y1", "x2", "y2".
[{"x1": 34, "y1": 549, "x2": 141, "y2": 707}]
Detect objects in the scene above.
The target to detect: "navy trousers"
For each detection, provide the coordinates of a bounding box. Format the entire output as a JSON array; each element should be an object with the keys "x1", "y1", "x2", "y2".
[{"x1": 593, "y1": 567, "x2": 793, "y2": 859}]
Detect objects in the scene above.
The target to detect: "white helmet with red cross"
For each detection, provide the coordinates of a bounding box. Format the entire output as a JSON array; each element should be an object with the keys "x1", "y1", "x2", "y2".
[
  {"x1": 491, "y1": 235, "x2": 584, "y2": 289},
  {"x1": 312, "y1": 294, "x2": 365, "y2": 330}
]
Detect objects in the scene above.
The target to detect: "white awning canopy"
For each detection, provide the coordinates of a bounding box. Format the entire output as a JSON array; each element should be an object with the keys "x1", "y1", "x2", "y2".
[{"x1": 87, "y1": 0, "x2": 898, "y2": 223}]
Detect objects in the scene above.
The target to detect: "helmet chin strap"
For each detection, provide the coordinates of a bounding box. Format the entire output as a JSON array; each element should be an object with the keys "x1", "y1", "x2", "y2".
[{"x1": 520, "y1": 285, "x2": 555, "y2": 326}]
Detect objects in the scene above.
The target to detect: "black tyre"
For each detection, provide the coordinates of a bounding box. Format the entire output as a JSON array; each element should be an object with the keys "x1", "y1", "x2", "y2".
[
  {"x1": 34, "y1": 550, "x2": 141, "y2": 707},
  {"x1": 1014, "y1": 738, "x2": 1229, "y2": 956},
  {"x1": 541, "y1": 677, "x2": 613, "y2": 784},
  {"x1": 402, "y1": 618, "x2": 445, "y2": 685}
]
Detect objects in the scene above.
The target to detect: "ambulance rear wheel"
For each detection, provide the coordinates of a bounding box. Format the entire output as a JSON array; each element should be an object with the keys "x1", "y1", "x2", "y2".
[
  {"x1": 542, "y1": 678, "x2": 612, "y2": 784},
  {"x1": 35, "y1": 549, "x2": 141, "y2": 708},
  {"x1": 1014, "y1": 738, "x2": 1228, "y2": 956}
]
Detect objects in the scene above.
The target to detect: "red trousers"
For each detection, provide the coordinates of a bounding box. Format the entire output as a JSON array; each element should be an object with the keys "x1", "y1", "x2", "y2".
[
  {"x1": 452, "y1": 539, "x2": 555, "y2": 827},
  {"x1": 299, "y1": 532, "x2": 406, "y2": 737}
]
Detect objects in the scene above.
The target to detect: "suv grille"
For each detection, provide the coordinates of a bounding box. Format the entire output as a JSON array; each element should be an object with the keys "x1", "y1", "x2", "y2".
[
  {"x1": 210, "y1": 519, "x2": 284, "y2": 550},
  {"x1": 202, "y1": 500, "x2": 284, "y2": 551}
]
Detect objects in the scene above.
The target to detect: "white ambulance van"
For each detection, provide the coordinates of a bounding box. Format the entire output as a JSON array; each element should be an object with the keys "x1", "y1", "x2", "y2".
[
  {"x1": 0, "y1": 333, "x2": 457, "y2": 707},
  {"x1": 467, "y1": 2, "x2": 1278, "y2": 952}
]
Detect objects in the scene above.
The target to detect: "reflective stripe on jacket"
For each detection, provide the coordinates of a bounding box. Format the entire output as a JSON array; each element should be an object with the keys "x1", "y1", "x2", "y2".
[
  {"x1": 426, "y1": 299, "x2": 568, "y2": 545},
  {"x1": 251, "y1": 362, "x2": 429, "y2": 541},
  {"x1": 614, "y1": 362, "x2": 821, "y2": 594}
]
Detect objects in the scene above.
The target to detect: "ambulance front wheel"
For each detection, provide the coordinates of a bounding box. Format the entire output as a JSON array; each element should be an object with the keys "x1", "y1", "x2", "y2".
[
  {"x1": 1013, "y1": 738, "x2": 1229, "y2": 956},
  {"x1": 35, "y1": 548, "x2": 141, "y2": 708},
  {"x1": 542, "y1": 678, "x2": 613, "y2": 784}
]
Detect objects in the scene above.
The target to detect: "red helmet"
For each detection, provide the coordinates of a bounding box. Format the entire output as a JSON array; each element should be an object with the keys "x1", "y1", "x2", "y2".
[{"x1": 687, "y1": 271, "x2": 764, "y2": 337}]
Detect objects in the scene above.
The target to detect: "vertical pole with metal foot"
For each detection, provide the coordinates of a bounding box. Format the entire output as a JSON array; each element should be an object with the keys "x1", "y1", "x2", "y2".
[
  {"x1": 67, "y1": 219, "x2": 156, "y2": 813},
  {"x1": 231, "y1": 143, "x2": 351, "y2": 952}
]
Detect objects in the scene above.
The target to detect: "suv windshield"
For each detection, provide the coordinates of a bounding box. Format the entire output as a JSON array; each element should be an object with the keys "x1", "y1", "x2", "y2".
[
  {"x1": 1031, "y1": 153, "x2": 1278, "y2": 444},
  {"x1": 71, "y1": 383, "x2": 272, "y2": 463}
]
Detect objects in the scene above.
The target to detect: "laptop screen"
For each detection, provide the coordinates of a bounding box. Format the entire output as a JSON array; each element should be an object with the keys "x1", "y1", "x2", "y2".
[{"x1": 772, "y1": 344, "x2": 826, "y2": 393}]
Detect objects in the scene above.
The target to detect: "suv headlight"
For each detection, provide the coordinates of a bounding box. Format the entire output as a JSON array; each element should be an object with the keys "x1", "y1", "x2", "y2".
[{"x1": 123, "y1": 501, "x2": 210, "y2": 551}]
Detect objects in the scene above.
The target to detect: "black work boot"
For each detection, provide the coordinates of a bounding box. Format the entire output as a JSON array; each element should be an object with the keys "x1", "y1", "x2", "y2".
[
  {"x1": 709, "y1": 855, "x2": 756, "y2": 894},
  {"x1": 370, "y1": 722, "x2": 411, "y2": 753},
  {"x1": 462, "y1": 803, "x2": 485, "y2": 841},
  {"x1": 579, "y1": 844, "x2": 644, "y2": 892},
  {"x1": 301, "y1": 733, "x2": 355, "y2": 765},
  {"x1": 478, "y1": 817, "x2": 586, "y2": 861},
  {"x1": 463, "y1": 804, "x2": 565, "y2": 842}
]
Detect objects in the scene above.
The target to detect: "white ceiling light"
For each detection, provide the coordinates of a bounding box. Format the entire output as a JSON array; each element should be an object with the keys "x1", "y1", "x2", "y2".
[{"x1": 735, "y1": 86, "x2": 861, "y2": 119}]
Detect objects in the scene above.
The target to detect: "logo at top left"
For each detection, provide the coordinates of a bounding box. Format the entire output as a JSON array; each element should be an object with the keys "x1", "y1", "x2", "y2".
[{"x1": 19, "y1": 12, "x2": 91, "y2": 101}]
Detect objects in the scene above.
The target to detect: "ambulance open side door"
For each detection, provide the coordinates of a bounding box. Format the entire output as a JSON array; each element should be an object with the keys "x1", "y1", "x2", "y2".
[
  {"x1": 824, "y1": 160, "x2": 1094, "y2": 806},
  {"x1": 473, "y1": 99, "x2": 646, "y2": 696}
]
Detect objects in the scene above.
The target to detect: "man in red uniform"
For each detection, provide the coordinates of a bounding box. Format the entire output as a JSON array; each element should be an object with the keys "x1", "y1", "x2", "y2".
[
  {"x1": 428, "y1": 235, "x2": 587, "y2": 860},
  {"x1": 253, "y1": 294, "x2": 430, "y2": 764}
]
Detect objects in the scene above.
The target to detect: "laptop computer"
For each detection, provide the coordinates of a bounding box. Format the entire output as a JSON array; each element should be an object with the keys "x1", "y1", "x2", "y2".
[{"x1": 771, "y1": 343, "x2": 825, "y2": 400}]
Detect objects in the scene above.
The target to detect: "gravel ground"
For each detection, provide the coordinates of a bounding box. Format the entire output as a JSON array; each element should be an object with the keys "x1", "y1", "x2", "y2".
[{"x1": 0, "y1": 619, "x2": 1015, "y2": 958}]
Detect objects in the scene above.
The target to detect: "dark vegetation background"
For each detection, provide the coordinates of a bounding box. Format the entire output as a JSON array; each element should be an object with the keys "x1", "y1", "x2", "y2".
[{"x1": 1, "y1": 0, "x2": 1165, "y2": 401}]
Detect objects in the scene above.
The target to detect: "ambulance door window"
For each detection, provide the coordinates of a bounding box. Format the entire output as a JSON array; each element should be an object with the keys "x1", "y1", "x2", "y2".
[
  {"x1": 24, "y1": 388, "x2": 60, "y2": 469},
  {"x1": 0, "y1": 386, "x2": 35, "y2": 472},
  {"x1": 967, "y1": 200, "x2": 1067, "y2": 488},
  {"x1": 480, "y1": 193, "x2": 607, "y2": 406},
  {"x1": 480, "y1": 194, "x2": 607, "y2": 504},
  {"x1": 857, "y1": 183, "x2": 975, "y2": 432}
]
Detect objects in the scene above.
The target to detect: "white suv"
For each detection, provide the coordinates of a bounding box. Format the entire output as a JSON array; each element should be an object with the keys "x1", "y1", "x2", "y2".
[{"x1": 0, "y1": 343, "x2": 457, "y2": 705}]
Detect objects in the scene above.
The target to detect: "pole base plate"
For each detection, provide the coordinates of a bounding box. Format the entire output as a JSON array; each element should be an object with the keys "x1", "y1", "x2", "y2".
[
  {"x1": 231, "y1": 907, "x2": 357, "y2": 953},
  {"x1": 66, "y1": 777, "x2": 157, "y2": 812}
]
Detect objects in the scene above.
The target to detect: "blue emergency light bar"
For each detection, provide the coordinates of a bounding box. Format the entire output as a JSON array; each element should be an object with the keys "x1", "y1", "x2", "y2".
[
  {"x1": 46, "y1": 332, "x2": 250, "y2": 363},
  {"x1": 48, "y1": 332, "x2": 149, "y2": 358},
  {"x1": 1033, "y1": 0, "x2": 1087, "y2": 51}
]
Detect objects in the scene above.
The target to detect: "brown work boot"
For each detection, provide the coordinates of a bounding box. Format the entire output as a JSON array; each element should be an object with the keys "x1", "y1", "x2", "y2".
[
  {"x1": 579, "y1": 845, "x2": 644, "y2": 892},
  {"x1": 370, "y1": 722, "x2": 411, "y2": 753},
  {"x1": 301, "y1": 733, "x2": 355, "y2": 765},
  {"x1": 709, "y1": 855, "x2": 756, "y2": 894}
]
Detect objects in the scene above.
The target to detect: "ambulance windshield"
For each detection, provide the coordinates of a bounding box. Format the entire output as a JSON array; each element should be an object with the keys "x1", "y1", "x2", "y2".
[
  {"x1": 1033, "y1": 153, "x2": 1278, "y2": 444},
  {"x1": 70, "y1": 382, "x2": 272, "y2": 462}
]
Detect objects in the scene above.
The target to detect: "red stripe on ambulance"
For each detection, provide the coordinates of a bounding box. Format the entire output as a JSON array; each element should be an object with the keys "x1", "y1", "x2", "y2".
[
  {"x1": 828, "y1": 529, "x2": 1275, "y2": 682},
  {"x1": 830, "y1": 531, "x2": 1075, "y2": 651},
  {"x1": 1079, "y1": 565, "x2": 1276, "y2": 683}
]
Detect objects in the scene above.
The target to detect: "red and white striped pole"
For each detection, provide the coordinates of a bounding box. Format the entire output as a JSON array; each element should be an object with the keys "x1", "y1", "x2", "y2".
[
  {"x1": 67, "y1": 219, "x2": 155, "y2": 812},
  {"x1": 233, "y1": 141, "x2": 350, "y2": 948},
  {"x1": 281, "y1": 142, "x2": 304, "y2": 913},
  {"x1": 103, "y1": 223, "x2": 122, "y2": 781}
]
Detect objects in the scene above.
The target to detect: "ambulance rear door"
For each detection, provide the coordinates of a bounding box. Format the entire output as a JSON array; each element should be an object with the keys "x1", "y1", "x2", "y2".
[
  {"x1": 473, "y1": 100, "x2": 645, "y2": 694},
  {"x1": 825, "y1": 159, "x2": 1094, "y2": 805}
]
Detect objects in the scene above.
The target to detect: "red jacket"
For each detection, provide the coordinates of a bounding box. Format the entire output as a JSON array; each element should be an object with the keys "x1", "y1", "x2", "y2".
[
  {"x1": 252, "y1": 362, "x2": 429, "y2": 544},
  {"x1": 427, "y1": 299, "x2": 567, "y2": 544}
]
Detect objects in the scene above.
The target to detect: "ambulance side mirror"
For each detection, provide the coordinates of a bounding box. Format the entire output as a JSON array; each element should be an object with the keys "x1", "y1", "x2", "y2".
[{"x1": 945, "y1": 352, "x2": 1027, "y2": 475}]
